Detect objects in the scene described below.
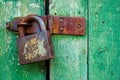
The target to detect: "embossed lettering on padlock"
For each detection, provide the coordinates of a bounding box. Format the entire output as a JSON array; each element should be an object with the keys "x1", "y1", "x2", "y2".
[{"x1": 17, "y1": 16, "x2": 52, "y2": 64}]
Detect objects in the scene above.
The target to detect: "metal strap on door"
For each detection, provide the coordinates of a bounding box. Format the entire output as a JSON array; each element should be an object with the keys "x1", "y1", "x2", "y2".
[{"x1": 6, "y1": 14, "x2": 85, "y2": 64}]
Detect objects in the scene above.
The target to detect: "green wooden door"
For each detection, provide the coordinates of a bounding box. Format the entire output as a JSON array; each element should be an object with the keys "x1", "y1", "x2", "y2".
[
  {"x1": 0, "y1": 0, "x2": 120, "y2": 80},
  {"x1": 0, "y1": 0, "x2": 46, "y2": 80},
  {"x1": 49, "y1": 0, "x2": 120, "y2": 80},
  {"x1": 89, "y1": 0, "x2": 120, "y2": 80},
  {"x1": 49, "y1": 0, "x2": 87, "y2": 80}
]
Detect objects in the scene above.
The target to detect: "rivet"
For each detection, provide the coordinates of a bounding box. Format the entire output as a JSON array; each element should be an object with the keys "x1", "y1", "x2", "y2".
[
  {"x1": 59, "y1": 27, "x2": 64, "y2": 32},
  {"x1": 76, "y1": 24, "x2": 81, "y2": 29}
]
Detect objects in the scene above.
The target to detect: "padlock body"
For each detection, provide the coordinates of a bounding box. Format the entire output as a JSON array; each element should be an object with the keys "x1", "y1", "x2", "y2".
[{"x1": 17, "y1": 31, "x2": 51, "y2": 64}]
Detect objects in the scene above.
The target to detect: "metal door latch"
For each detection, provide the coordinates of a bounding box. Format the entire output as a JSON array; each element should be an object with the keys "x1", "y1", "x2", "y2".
[
  {"x1": 6, "y1": 14, "x2": 86, "y2": 35},
  {"x1": 6, "y1": 14, "x2": 85, "y2": 64}
]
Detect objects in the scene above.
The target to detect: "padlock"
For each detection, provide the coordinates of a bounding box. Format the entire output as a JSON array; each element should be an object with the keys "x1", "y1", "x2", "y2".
[{"x1": 17, "y1": 15, "x2": 52, "y2": 64}]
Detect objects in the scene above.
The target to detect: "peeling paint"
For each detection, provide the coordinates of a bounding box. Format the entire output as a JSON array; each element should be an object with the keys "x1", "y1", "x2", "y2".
[
  {"x1": 50, "y1": 0, "x2": 87, "y2": 80},
  {"x1": 0, "y1": 0, "x2": 5, "y2": 4},
  {"x1": 0, "y1": 0, "x2": 46, "y2": 79},
  {"x1": 30, "y1": 3, "x2": 40, "y2": 8}
]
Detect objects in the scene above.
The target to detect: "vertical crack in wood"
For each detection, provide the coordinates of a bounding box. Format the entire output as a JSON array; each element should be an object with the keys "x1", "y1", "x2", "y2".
[
  {"x1": 87, "y1": 0, "x2": 89, "y2": 80},
  {"x1": 45, "y1": 0, "x2": 50, "y2": 80},
  {"x1": 45, "y1": 0, "x2": 49, "y2": 15}
]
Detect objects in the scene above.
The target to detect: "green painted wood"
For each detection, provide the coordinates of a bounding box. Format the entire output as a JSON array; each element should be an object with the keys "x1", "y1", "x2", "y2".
[
  {"x1": 49, "y1": 0, "x2": 87, "y2": 80},
  {"x1": 0, "y1": 0, "x2": 46, "y2": 80},
  {"x1": 89, "y1": 0, "x2": 120, "y2": 80}
]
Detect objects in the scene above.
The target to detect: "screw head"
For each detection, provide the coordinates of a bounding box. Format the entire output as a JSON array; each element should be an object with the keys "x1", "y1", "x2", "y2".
[
  {"x1": 76, "y1": 24, "x2": 81, "y2": 29},
  {"x1": 59, "y1": 27, "x2": 64, "y2": 32}
]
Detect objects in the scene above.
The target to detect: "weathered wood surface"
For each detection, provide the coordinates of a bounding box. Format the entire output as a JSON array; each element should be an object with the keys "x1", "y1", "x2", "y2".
[
  {"x1": 0, "y1": 0, "x2": 46, "y2": 80},
  {"x1": 49, "y1": 0, "x2": 87, "y2": 80},
  {"x1": 89, "y1": 0, "x2": 120, "y2": 80},
  {"x1": 0, "y1": 0, "x2": 120, "y2": 80}
]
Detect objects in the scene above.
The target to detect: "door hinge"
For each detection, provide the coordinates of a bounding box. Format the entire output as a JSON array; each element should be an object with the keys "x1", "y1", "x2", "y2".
[{"x1": 6, "y1": 15, "x2": 85, "y2": 35}]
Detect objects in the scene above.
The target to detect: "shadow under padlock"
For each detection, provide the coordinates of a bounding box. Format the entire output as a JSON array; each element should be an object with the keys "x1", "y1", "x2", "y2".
[{"x1": 17, "y1": 15, "x2": 54, "y2": 64}]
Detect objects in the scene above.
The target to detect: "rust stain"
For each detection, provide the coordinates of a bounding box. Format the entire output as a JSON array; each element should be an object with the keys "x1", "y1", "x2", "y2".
[
  {"x1": 23, "y1": 37, "x2": 46, "y2": 60},
  {"x1": 6, "y1": 15, "x2": 85, "y2": 35}
]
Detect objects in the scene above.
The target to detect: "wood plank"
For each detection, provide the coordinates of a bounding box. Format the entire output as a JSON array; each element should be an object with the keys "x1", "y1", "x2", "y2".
[
  {"x1": 89, "y1": 0, "x2": 120, "y2": 80},
  {"x1": 0, "y1": 0, "x2": 46, "y2": 80},
  {"x1": 49, "y1": 0, "x2": 87, "y2": 80}
]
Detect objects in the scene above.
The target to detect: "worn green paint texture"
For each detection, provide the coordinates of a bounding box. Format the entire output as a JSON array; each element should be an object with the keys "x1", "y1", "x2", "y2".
[
  {"x1": 89, "y1": 0, "x2": 120, "y2": 80},
  {"x1": 0, "y1": 0, "x2": 120, "y2": 80},
  {"x1": 0, "y1": 0, "x2": 46, "y2": 80},
  {"x1": 49, "y1": 0, "x2": 87, "y2": 80}
]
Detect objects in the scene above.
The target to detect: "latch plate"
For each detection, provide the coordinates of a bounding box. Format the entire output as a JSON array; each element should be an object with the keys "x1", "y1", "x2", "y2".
[{"x1": 6, "y1": 15, "x2": 85, "y2": 35}]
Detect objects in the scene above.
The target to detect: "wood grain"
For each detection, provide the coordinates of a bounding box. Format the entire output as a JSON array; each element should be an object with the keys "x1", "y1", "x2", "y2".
[
  {"x1": 49, "y1": 0, "x2": 88, "y2": 80},
  {"x1": 89, "y1": 0, "x2": 120, "y2": 80},
  {"x1": 0, "y1": 0, "x2": 46, "y2": 80}
]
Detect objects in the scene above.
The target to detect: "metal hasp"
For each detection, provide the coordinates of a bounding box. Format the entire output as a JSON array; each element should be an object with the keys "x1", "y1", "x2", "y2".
[
  {"x1": 6, "y1": 15, "x2": 86, "y2": 35},
  {"x1": 6, "y1": 14, "x2": 85, "y2": 64},
  {"x1": 48, "y1": 15, "x2": 85, "y2": 35}
]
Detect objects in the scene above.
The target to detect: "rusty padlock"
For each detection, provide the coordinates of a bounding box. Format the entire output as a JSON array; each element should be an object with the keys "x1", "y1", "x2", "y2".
[{"x1": 17, "y1": 16, "x2": 52, "y2": 64}]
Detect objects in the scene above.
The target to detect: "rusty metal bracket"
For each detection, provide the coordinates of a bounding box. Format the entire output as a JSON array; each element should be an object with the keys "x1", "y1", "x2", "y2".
[{"x1": 6, "y1": 15, "x2": 85, "y2": 35}]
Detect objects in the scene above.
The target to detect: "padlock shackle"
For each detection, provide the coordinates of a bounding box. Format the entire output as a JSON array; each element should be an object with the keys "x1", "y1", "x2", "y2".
[{"x1": 18, "y1": 16, "x2": 46, "y2": 37}]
